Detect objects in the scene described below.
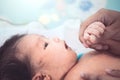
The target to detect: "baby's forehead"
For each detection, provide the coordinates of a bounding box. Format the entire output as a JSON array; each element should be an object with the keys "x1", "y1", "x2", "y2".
[
  {"x1": 16, "y1": 34, "x2": 47, "y2": 50},
  {"x1": 15, "y1": 34, "x2": 41, "y2": 59},
  {"x1": 22, "y1": 34, "x2": 41, "y2": 39},
  {"x1": 15, "y1": 34, "x2": 39, "y2": 50},
  {"x1": 19, "y1": 34, "x2": 44, "y2": 42}
]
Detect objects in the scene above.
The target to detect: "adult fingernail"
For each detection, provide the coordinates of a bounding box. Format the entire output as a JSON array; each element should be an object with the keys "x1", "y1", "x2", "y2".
[
  {"x1": 105, "y1": 69, "x2": 112, "y2": 73},
  {"x1": 103, "y1": 45, "x2": 109, "y2": 50},
  {"x1": 80, "y1": 73, "x2": 89, "y2": 79},
  {"x1": 80, "y1": 72, "x2": 85, "y2": 78}
]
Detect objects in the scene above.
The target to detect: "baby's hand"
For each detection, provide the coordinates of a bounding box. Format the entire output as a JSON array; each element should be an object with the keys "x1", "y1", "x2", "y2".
[{"x1": 83, "y1": 22, "x2": 106, "y2": 48}]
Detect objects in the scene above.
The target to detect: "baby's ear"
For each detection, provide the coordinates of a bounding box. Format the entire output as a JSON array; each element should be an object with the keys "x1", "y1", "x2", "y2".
[{"x1": 32, "y1": 73, "x2": 51, "y2": 80}]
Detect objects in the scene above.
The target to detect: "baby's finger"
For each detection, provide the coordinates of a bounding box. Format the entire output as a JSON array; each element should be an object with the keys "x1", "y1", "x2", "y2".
[
  {"x1": 83, "y1": 33, "x2": 98, "y2": 47},
  {"x1": 96, "y1": 21, "x2": 106, "y2": 29},
  {"x1": 89, "y1": 35, "x2": 98, "y2": 44},
  {"x1": 82, "y1": 40, "x2": 89, "y2": 48},
  {"x1": 83, "y1": 32, "x2": 90, "y2": 40},
  {"x1": 85, "y1": 28, "x2": 101, "y2": 38},
  {"x1": 88, "y1": 24, "x2": 105, "y2": 35},
  {"x1": 88, "y1": 21, "x2": 105, "y2": 29},
  {"x1": 86, "y1": 40, "x2": 93, "y2": 47},
  {"x1": 83, "y1": 33, "x2": 93, "y2": 47}
]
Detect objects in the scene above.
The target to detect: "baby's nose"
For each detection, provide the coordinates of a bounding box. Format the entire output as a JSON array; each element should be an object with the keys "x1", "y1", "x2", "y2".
[{"x1": 52, "y1": 37, "x2": 60, "y2": 42}]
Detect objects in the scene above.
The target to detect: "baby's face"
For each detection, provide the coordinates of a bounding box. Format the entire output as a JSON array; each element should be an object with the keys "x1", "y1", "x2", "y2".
[{"x1": 16, "y1": 34, "x2": 77, "y2": 79}]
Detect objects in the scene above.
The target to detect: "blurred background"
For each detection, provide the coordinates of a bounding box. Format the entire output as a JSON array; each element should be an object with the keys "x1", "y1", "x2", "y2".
[{"x1": 0, "y1": 0, "x2": 120, "y2": 54}]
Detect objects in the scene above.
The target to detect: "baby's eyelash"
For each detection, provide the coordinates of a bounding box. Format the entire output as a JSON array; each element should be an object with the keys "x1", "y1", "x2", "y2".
[{"x1": 44, "y1": 42, "x2": 48, "y2": 49}]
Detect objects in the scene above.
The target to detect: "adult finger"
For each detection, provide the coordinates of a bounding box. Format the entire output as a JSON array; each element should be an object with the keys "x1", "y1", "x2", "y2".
[{"x1": 106, "y1": 69, "x2": 120, "y2": 78}]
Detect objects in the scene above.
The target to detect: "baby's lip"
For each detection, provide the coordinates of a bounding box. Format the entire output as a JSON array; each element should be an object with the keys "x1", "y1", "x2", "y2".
[
  {"x1": 64, "y1": 41, "x2": 71, "y2": 50},
  {"x1": 64, "y1": 42, "x2": 68, "y2": 49},
  {"x1": 64, "y1": 41, "x2": 72, "y2": 50}
]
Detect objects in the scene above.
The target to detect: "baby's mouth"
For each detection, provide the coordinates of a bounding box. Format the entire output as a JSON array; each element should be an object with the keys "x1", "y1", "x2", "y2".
[{"x1": 64, "y1": 42, "x2": 68, "y2": 49}]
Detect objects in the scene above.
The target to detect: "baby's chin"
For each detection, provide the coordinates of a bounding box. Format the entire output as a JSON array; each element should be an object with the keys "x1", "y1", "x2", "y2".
[{"x1": 67, "y1": 51, "x2": 77, "y2": 68}]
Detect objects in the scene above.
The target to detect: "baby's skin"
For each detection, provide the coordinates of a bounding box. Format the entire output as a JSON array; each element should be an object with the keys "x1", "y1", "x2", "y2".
[{"x1": 64, "y1": 51, "x2": 120, "y2": 80}]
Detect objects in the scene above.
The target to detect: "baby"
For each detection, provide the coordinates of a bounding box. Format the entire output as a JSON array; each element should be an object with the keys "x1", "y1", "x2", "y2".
[
  {"x1": 0, "y1": 34, "x2": 77, "y2": 80},
  {"x1": 64, "y1": 22, "x2": 120, "y2": 80},
  {"x1": 0, "y1": 22, "x2": 119, "y2": 80}
]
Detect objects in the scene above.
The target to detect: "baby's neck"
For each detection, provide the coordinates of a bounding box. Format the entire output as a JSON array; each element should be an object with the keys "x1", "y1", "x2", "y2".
[{"x1": 77, "y1": 53, "x2": 83, "y2": 60}]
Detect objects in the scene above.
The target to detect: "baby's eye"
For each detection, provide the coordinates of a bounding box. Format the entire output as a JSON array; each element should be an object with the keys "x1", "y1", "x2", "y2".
[{"x1": 44, "y1": 42, "x2": 48, "y2": 49}]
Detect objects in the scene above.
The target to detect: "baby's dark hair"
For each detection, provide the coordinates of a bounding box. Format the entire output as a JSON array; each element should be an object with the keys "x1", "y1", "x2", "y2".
[{"x1": 0, "y1": 34, "x2": 32, "y2": 80}]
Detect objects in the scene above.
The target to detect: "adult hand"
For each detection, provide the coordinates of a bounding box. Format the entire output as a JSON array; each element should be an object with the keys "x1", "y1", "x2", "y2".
[
  {"x1": 79, "y1": 8, "x2": 120, "y2": 56},
  {"x1": 81, "y1": 72, "x2": 120, "y2": 80},
  {"x1": 106, "y1": 69, "x2": 120, "y2": 78}
]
